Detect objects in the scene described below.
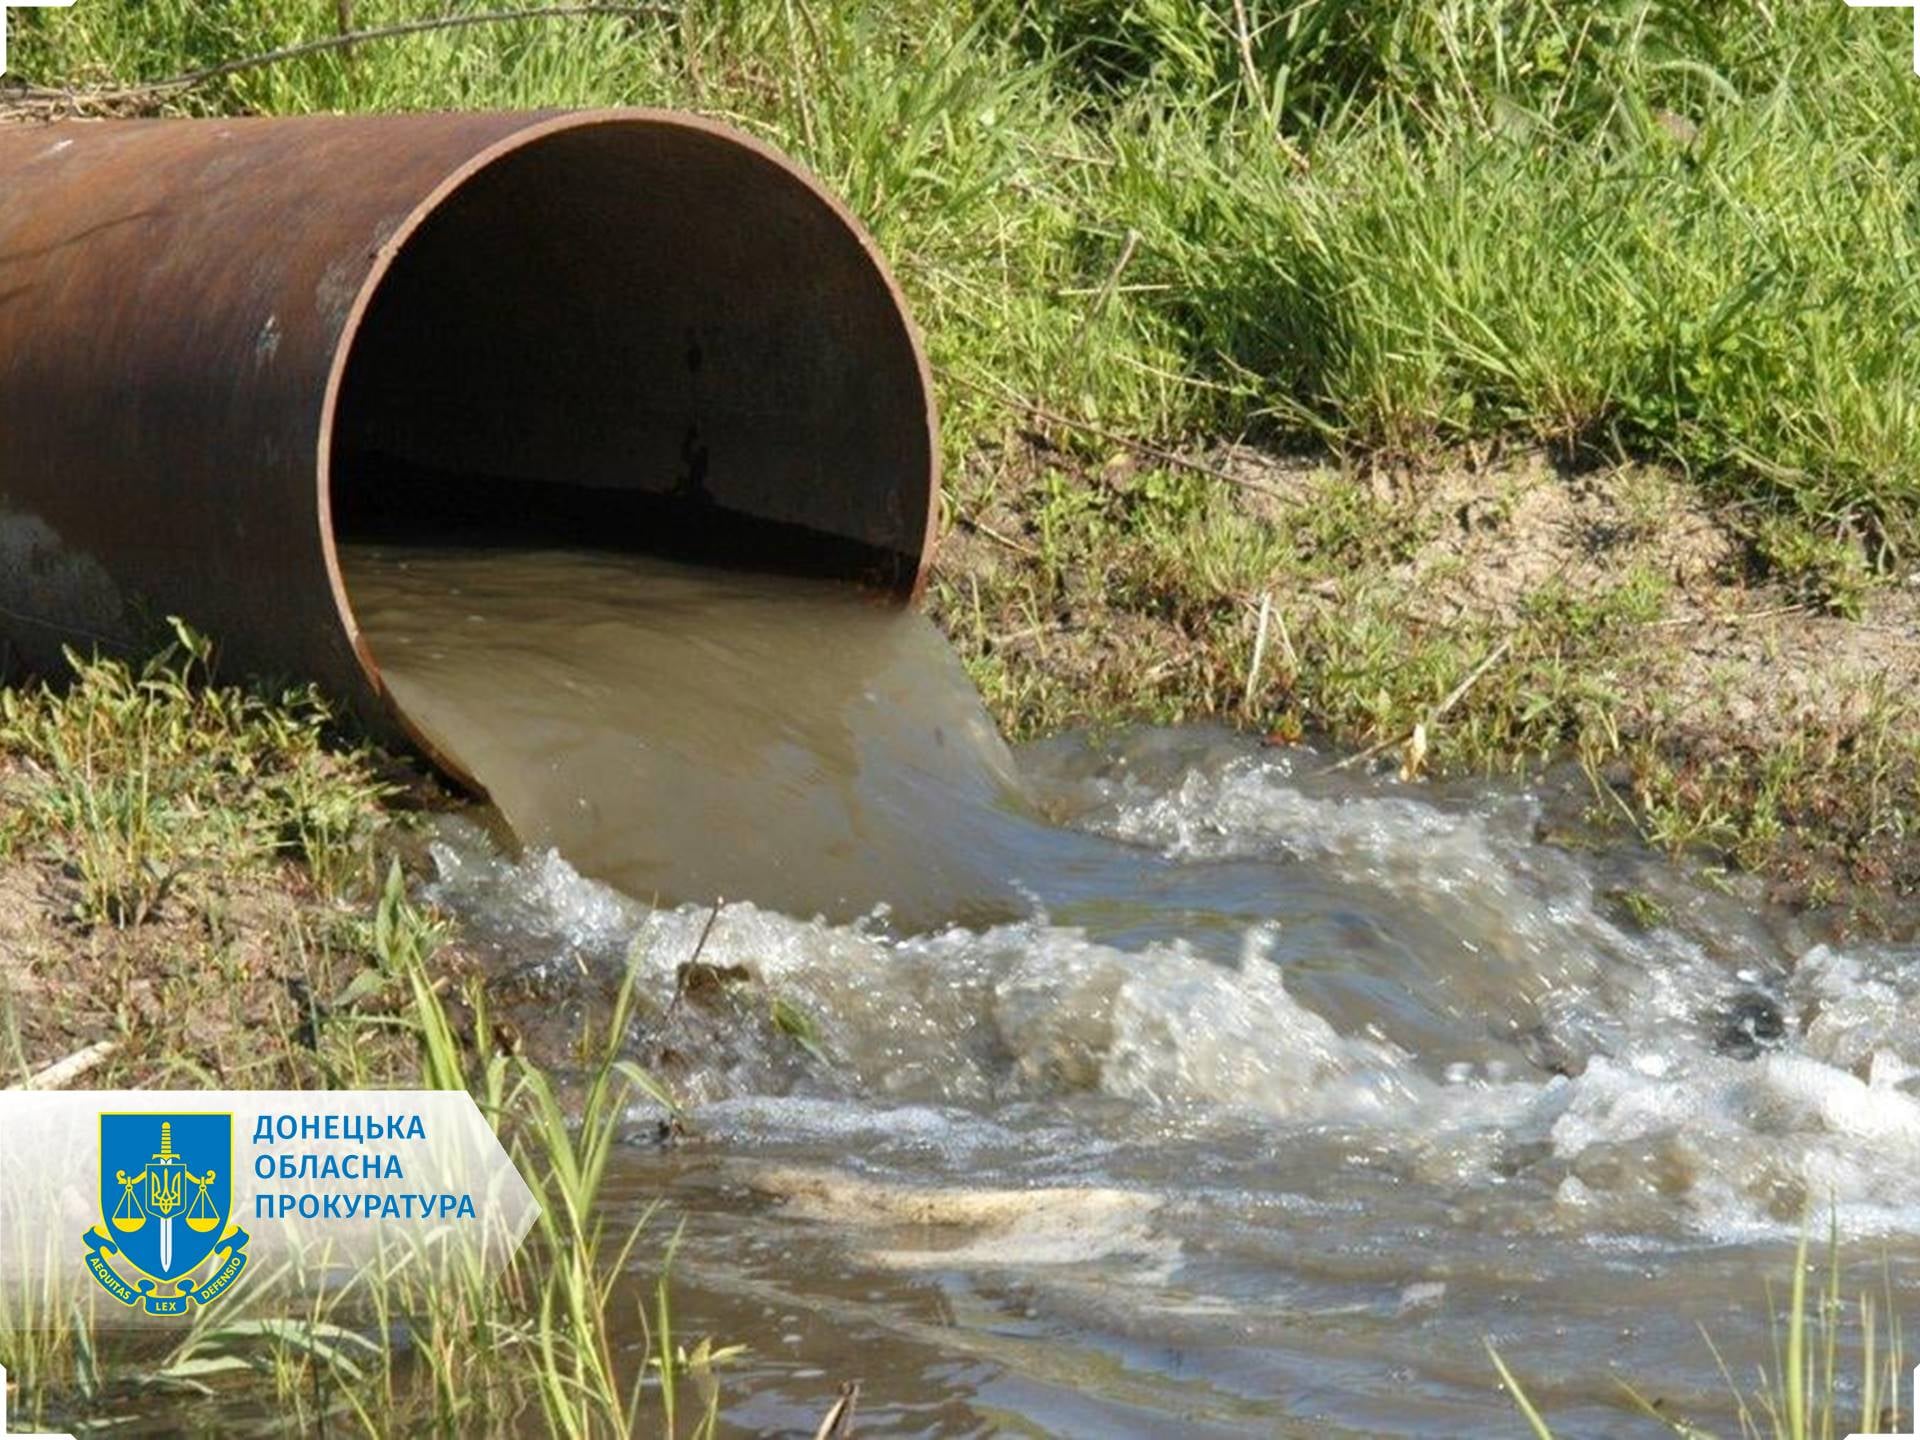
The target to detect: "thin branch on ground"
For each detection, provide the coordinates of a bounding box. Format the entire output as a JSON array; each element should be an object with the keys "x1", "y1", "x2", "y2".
[
  {"x1": 16, "y1": 1038, "x2": 117, "y2": 1091},
  {"x1": 958, "y1": 514, "x2": 1039, "y2": 558},
  {"x1": 941, "y1": 367, "x2": 1292, "y2": 502},
  {"x1": 0, "y1": 4, "x2": 674, "y2": 114},
  {"x1": 1328, "y1": 635, "x2": 1515, "y2": 774}
]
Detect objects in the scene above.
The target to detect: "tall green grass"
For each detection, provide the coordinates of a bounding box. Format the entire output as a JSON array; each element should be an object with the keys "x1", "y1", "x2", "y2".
[
  {"x1": 0, "y1": 872, "x2": 716, "y2": 1438},
  {"x1": 14, "y1": 0, "x2": 1920, "y2": 565},
  {"x1": 1492, "y1": 1226, "x2": 1911, "y2": 1439}
]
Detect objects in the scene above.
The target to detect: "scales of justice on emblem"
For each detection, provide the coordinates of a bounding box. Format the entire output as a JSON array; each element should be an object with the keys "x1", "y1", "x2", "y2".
[{"x1": 82, "y1": 1113, "x2": 250, "y2": 1316}]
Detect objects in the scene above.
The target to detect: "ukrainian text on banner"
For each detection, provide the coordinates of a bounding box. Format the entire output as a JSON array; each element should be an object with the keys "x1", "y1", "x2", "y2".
[{"x1": 0, "y1": 1091, "x2": 537, "y2": 1325}]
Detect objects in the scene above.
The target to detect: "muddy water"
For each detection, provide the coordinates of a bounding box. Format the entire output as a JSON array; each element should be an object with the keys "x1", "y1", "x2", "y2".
[
  {"x1": 343, "y1": 546, "x2": 1034, "y2": 929},
  {"x1": 354, "y1": 548, "x2": 1920, "y2": 1436}
]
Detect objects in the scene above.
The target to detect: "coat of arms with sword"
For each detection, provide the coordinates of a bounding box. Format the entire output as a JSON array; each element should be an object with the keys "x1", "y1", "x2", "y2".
[
  {"x1": 83, "y1": 1112, "x2": 250, "y2": 1315},
  {"x1": 131, "y1": 1122, "x2": 203, "y2": 1274}
]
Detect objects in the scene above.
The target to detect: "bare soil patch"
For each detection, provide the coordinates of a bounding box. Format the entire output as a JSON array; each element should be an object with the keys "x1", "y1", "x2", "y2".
[{"x1": 931, "y1": 440, "x2": 1920, "y2": 916}]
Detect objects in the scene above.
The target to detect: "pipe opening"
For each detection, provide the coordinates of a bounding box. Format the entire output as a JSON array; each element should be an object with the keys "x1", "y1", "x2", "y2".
[{"x1": 326, "y1": 116, "x2": 936, "y2": 595}]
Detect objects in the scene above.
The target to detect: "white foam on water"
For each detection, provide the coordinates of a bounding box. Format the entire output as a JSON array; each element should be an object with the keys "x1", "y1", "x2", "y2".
[
  {"x1": 743, "y1": 1164, "x2": 1179, "y2": 1275},
  {"x1": 426, "y1": 738, "x2": 1920, "y2": 1245}
]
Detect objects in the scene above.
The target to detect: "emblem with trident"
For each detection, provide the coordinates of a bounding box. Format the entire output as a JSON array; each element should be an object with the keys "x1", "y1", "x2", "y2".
[
  {"x1": 86, "y1": 1111, "x2": 247, "y2": 1314},
  {"x1": 109, "y1": 1122, "x2": 219, "y2": 1275}
]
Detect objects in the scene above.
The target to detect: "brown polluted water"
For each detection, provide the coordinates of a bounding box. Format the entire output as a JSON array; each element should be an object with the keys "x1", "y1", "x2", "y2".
[
  {"x1": 344, "y1": 543, "x2": 1920, "y2": 1437},
  {"x1": 343, "y1": 544, "x2": 1035, "y2": 930}
]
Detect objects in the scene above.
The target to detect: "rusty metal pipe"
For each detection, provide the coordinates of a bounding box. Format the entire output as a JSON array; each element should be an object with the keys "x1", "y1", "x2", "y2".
[{"x1": 0, "y1": 111, "x2": 939, "y2": 783}]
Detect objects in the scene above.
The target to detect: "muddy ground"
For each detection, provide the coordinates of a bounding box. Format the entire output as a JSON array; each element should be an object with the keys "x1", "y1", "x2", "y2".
[
  {"x1": 4, "y1": 444, "x2": 1918, "y2": 1083},
  {"x1": 929, "y1": 442, "x2": 1920, "y2": 922}
]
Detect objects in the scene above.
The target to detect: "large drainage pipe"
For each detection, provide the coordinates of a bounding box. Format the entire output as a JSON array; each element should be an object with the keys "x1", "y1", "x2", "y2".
[{"x1": 0, "y1": 111, "x2": 939, "y2": 785}]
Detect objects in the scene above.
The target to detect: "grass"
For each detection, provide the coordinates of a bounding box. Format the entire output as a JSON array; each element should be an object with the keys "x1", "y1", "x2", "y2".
[
  {"x1": 4, "y1": 958, "x2": 720, "y2": 1439},
  {"x1": 935, "y1": 436, "x2": 1920, "y2": 908},
  {"x1": 0, "y1": 620, "x2": 386, "y2": 926},
  {"x1": 0, "y1": 626, "x2": 425, "y2": 1090},
  {"x1": 8, "y1": 1, "x2": 1920, "y2": 887},
  {"x1": 9, "y1": 2, "x2": 1920, "y2": 551},
  {"x1": 2, "y1": 1, "x2": 1920, "y2": 1431},
  {"x1": 0, "y1": 636, "x2": 728, "y2": 1434},
  {"x1": 0, "y1": 804, "x2": 718, "y2": 1437},
  {"x1": 1491, "y1": 1227, "x2": 1911, "y2": 1439}
]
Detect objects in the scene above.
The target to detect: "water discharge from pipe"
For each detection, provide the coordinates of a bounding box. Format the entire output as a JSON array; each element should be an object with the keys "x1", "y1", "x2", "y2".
[
  {"x1": 343, "y1": 543, "x2": 1039, "y2": 929},
  {"x1": 25, "y1": 110, "x2": 1920, "y2": 1437}
]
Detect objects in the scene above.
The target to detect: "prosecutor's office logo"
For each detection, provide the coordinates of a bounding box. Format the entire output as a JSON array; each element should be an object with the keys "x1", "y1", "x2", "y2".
[
  {"x1": 0, "y1": 0, "x2": 75, "y2": 77},
  {"x1": 82, "y1": 1113, "x2": 250, "y2": 1316}
]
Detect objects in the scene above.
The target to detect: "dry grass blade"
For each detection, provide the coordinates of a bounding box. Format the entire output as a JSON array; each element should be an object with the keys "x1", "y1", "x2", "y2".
[
  {"x1": 1243, "y1": 591, "x2": 1272, "y2": 717},
  {"x1": 1, "y1": 4, "x2": 675, "y2": 115},
  {"x1": 1329, "y1": 636, "x2": 1514, "y2": 774},
  {"x1": 811, "y1": 1380, "x2": 861, "y2": 1439},
  {"x1": 1485, "y1": 1343, "x2": 1556, "y2": 1440}
]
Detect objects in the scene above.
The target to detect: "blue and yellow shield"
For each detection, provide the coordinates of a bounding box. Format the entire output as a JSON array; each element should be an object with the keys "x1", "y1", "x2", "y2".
[{"x1": 85, "y1": 1112, "x2": 248, "y2": 1315}]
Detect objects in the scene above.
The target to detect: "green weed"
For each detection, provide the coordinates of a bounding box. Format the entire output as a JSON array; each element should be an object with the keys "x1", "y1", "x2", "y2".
[
  {"x1": 0, "y1": 620, "x2": 387, "y2": 925},
  {"x1": 1491, "y1": 1226, "x2": 1911, "y2": 1439},
  {"x1": 0, "y1": 874, "x2": 718, "y2": 1439}
]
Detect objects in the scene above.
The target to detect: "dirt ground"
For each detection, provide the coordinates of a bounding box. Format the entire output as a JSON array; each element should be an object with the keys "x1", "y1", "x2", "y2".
[
  {"x1": 930, "y1": 441, "x2": 1920, "y2": 919},
  {"x1": 1237, "y1": 446, "x2": 1920, "y2": 758}
]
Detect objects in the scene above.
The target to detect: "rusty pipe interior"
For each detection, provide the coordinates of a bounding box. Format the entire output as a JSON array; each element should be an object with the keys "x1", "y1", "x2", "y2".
[{"x1": 0, "y1": 112, "x2": 938, "y2": 785}]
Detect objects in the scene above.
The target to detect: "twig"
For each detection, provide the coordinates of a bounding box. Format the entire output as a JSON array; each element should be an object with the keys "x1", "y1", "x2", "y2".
[
  {"x1": 1230, "y1": 0, "x2": 1264, "y2": 113},
  {"x1": 941, "y1": 368, "x2": 1292, "y2": 502},
  {"x1": 991, "y1": 622, "x2": 1054, "y2": 648},
  {"x1": 958, "y1": 514, "x2": 1038, "y2": 558},
  {"x1": 2, "y1": 4, "x2": 673, "y2": 110},
  {"x1": 812, "y1": 1380, "x2": 860, "y2": 1440},
  {"x1": 1328, "y1": 635, "x2": 1514, "y2": 774},
  {"x1": 1430, "y1": 635, "x2": 1516, "y2": 721},
  {"x1": 1243, "y1": 591, "x2": 1272, "y2": 718},
  {"x1": 667, "y1": 898, "x2": 725, "y2": 1013},
  {"x1": 17, "y1": 1039, "x2": 116, "y2": 1091},
  {"x1": 1063, "y1": 228, "x2": 1140, "y2": 376},
  {"x1": 1328, "y1": 728, "x2": 1408, "y2": 776}
]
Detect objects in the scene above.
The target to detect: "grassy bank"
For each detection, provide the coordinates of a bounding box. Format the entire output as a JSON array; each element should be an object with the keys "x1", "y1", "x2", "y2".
[
  {"x1": 15, "y1": 1, "x2": 1920, "y2": 544},
  {"x1": 0, "y1": 625, "x2": 403, "y2": 1088},
  {"x1": 3, "y1": 2, "x2": 1920, "y2": 1423},
  {"x1": 0, "y1": 638, "x2": 718, "y2": 1435},
  {"x1": 11, "y1": 0, "x2": 1919, "y2": 896}
]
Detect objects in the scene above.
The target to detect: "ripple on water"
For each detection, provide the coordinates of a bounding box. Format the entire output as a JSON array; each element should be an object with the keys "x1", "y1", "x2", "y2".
[{"x1": 415, "y1": 670, "x2": 1920, "y2": 1433}]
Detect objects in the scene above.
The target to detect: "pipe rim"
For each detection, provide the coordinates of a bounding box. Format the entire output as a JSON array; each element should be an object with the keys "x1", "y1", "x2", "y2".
[{"x1": 314, "y1": 107, "x2": 942, "y2": 791}]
